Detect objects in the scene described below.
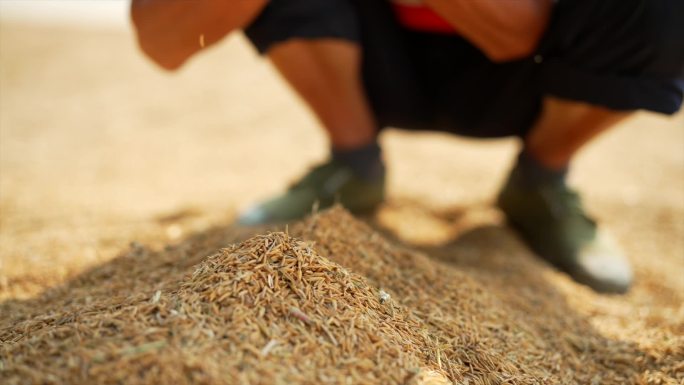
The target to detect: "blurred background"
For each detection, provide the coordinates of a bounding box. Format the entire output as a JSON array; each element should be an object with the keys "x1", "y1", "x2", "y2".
[
  {"x1": 0, "y1": 0, "x2": 682, "y2": 303},
  {"x1": 0, "y1": 0, "x2": 128, "y2": 28}
]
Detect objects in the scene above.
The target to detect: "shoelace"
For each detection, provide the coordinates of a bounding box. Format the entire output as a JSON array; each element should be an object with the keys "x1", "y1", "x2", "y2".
[
  {"x1": 540, "y1": 183, "x2": 596, "y2": 229},
  {"x1": 289, "y1": 161, "x2": 340, "y2": 191}
]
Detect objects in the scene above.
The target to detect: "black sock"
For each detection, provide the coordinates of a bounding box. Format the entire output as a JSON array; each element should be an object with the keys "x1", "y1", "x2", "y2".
[
  {"x1": 516, "y1": 151, "x2": 568, "y2": 186},
  {"x1": 331, "y1": 142, "x2": 385, "y2": 181}
]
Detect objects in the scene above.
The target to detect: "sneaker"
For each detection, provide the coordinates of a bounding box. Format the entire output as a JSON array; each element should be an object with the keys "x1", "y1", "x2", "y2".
[
  {"x1": 238, "y1": 159, "x2": 385, "y2": 225},
  {"x1": 497, "y1": 165, "x2": 633, "y2": 294}
]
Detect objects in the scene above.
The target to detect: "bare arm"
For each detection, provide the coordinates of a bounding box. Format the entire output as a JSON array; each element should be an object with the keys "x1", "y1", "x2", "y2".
[
  {"x1": 131, "y1": 0, "x2": 268, "y2": 70},
  {"x1": 425, "y1": 0, "x2": 553, "y2": 62}
]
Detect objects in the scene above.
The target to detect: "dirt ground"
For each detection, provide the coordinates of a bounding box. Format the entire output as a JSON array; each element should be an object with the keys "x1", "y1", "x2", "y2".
[{"x1": 1, "y1": 23, "x2": 683, "y2": 384}]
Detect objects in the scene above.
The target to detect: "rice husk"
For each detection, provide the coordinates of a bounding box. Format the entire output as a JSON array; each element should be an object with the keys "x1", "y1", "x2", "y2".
[{"x1": 1, "y1": 207, "x2": 682, "y2": 384}]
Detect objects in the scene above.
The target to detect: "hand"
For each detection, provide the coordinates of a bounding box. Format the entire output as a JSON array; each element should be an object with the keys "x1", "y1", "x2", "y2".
[
  {"x1": 131, "y1": 0, "x2": 268, "y2": 70},
  {"x1": 425, "y1": 0, "x2": 552, "y2": 61}
]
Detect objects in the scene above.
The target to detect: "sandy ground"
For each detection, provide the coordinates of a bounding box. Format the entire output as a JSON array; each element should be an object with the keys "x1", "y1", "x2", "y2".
[{"x1": 1, "y1": 22, "x2": 683, "y2": 383}]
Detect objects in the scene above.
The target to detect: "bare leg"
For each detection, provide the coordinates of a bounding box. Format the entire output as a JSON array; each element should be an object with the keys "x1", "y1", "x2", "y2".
[
  {"x1": 500, "y1": 96, "x2": 634, "y2": 293},
  {"x1": 267, "y1": 39, "x2": 377, "y2": 150},
  {"x1": 238, "y1": 39, "x2": 384, "y2": 225},
  {"x1": 524, "y1": 96, "x2": 631, "y2": 169}
]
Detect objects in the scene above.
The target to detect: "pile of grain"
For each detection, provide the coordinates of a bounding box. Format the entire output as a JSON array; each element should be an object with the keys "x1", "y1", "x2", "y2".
[{"x1": 1, "y1": 208, "x2": 682, "y2": 384}]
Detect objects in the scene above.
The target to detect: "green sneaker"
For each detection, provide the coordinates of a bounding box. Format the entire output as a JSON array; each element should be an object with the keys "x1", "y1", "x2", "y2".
[
  {"x1": 497, "y1": 166, "x2": 633, "y2": 294},
  {"x1": 238, "y1": 159, "x2": 385, "y2": 225}
]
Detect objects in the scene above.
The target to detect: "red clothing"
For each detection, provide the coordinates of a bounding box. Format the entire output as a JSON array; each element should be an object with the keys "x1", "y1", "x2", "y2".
[{"x1": 390, "y1": 0, "x2": 458, "y2": 34}]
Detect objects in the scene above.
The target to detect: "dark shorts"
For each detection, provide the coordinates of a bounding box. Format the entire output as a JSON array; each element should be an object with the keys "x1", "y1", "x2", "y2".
[{"x1": 245, "y1": 0, "x2": 684, "y2": 138}]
